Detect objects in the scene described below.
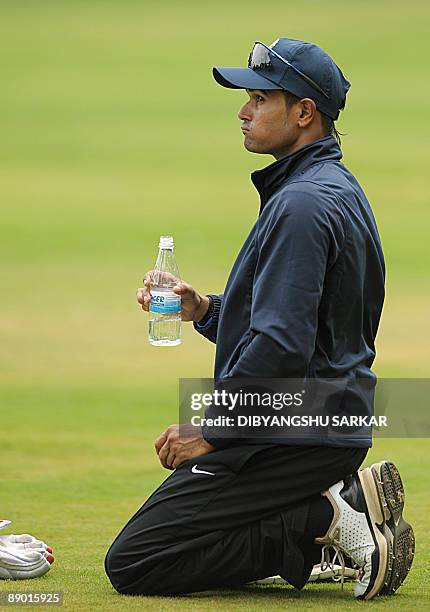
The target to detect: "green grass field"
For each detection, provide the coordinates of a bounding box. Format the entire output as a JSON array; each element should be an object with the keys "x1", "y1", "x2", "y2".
[{"x1": 1, "y1": 1, "x2": 429, "y2": 610}]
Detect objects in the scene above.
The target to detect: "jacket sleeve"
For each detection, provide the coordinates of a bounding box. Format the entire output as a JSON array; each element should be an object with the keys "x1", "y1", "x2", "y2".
[
  {"x1": 192, "y1": 294, "x2": 223, "y2": 344},
  {"x1": 228, "y1": 187, "x2": 346, "y2": 378},
  {"x1": 202, "y1": 187, "x2": 346, "y2": 449}
]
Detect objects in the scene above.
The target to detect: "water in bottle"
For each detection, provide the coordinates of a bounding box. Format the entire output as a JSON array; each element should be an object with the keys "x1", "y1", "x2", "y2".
[{"x1": 148, "y1": 235, "x2": 181, "y2": 346}]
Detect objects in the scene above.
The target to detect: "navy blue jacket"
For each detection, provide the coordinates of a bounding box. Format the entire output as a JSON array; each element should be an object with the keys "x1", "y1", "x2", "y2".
[{"x1": 194, "y1": 136, "x2": 385, "y2": 447}]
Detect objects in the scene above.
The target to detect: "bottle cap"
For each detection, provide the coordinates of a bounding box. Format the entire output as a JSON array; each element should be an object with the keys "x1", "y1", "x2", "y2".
[{"x1": 159, "y1": 235, "x2": 174, "y2": 249}]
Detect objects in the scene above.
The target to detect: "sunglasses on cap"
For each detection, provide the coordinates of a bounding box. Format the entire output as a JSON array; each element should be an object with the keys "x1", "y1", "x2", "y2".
[{"x1": 248, "y1": 41, "x2": 329, "y2": 100}]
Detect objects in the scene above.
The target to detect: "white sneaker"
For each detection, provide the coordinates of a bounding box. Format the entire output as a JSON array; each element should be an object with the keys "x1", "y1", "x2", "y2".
[
  {"x1": 315, "y1": 472, "x2": 390, "y2": 600},
  {"x1": 363, "y1": 461, "x2": 414, "y2": 595}
]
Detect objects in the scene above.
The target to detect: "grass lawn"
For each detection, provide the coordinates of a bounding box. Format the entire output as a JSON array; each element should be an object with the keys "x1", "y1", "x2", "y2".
[
  {"x1": 0, "y1": 388, "x2": 428, "y2": 610},
  {"x1": 1, "y1": 0, "x2": 429, "y2": 609}
]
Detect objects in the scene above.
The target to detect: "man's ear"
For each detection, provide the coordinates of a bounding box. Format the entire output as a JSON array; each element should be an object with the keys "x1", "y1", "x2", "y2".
[{"x1": 297, "y1": 98, "x2": 317, "y2": 128}]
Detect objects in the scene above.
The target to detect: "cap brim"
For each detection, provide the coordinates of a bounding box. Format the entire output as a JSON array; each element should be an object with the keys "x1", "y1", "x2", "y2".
[{"x1": 213, "y1": 66, "x2": 281, "y2": 90}]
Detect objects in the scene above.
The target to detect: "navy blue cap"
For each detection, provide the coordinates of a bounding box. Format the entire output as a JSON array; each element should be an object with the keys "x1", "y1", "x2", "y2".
[{"x1": 213, "y1": 38, "x2": 351, "y2": 120}]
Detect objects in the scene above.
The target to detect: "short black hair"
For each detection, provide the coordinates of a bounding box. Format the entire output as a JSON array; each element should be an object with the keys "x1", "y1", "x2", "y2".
[{"x1": 283, "y1": 91, "x2": 344, "y2": 146}]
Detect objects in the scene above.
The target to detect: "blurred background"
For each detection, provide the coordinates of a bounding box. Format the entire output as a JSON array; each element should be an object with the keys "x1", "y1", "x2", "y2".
[{"x1": 1, "y1": 1, "x2": 429, "y2": 609}]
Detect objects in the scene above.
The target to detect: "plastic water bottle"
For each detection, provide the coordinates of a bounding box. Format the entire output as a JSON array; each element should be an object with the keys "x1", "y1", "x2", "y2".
[{"x1": 148, "y1": 235, "x2": 181, "y2": 346}]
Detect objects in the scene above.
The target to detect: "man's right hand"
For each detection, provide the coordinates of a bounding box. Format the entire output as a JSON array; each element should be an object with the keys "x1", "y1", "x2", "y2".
[{"x1": 136, "y1": 271, "x2": 210, "y2": 323}]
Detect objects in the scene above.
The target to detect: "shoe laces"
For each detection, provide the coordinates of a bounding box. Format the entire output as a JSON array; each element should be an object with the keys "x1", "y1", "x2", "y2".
[{"x1": 320, "y1": 543, "x2": 346, "y2": 587}]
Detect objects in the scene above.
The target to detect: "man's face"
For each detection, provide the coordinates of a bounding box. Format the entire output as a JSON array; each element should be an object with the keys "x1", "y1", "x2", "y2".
[{"x1": 238, "y1": 89, "x2": 298, "y2": 158}]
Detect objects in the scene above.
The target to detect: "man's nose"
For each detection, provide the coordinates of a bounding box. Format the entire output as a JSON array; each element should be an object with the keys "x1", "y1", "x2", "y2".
[{"x1": 238, "y1": 101, "x2": 252, "y2": 121}]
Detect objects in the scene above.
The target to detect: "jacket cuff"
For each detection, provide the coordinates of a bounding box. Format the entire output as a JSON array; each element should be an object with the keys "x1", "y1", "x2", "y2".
[
  {"x1": 194, "y1": 295, "x2": 214, "y2": 329},
  {"x1": 193, "y1": 294, "x2": 222, "y2": 342}
]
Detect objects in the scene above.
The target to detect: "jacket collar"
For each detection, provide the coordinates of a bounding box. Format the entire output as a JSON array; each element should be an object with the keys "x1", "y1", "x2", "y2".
[{"x1": 251, "y1": 136, "x2": 342, "y2": 212}]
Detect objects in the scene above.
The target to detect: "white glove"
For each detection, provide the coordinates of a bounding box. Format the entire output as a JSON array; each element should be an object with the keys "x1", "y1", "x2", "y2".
[
  {"x1": 0, "y1": 533, "x2": 51, "y2": 554},
  {"x1": 0, "y1": 546, "x2": 52, "y2": 580},
  {"x1": 0, "y1": 520, "x2": 54, "y2": 579}
]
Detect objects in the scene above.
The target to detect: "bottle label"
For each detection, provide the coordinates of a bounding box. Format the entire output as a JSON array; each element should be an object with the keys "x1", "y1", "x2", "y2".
[{"x1": 150, "y1": 290, "x2": 181, "y2": 314}]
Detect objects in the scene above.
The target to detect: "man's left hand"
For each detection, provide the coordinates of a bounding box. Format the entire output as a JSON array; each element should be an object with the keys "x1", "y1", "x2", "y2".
[{"x1": 155, "y1": 425, "x2": 215, "y2": 470}]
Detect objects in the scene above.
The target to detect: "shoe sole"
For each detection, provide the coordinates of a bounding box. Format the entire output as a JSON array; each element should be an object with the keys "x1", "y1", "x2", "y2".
[
  {"x1": 308, "y1": 566, "x2": 358, "y2": 582},
  {"x1": 357, "y1": 466, "x2": 390, "y2": 599},
  {"x1": 248, "y1": 575, "x2": 288, "y2": 585},
  {"x1": 370, "y1": 461, "x2": 415, "y2": 595},
  {"x1": 248, "y1": 566, "x2": 358, "y2": 586}
]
